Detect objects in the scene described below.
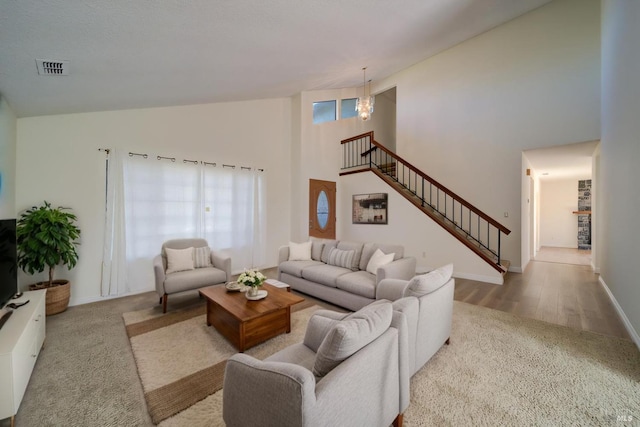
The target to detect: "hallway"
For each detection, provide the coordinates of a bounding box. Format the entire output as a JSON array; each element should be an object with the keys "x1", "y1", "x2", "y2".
[{"x1": 454, "y1": 261, "x2": 629, "y2": 339}]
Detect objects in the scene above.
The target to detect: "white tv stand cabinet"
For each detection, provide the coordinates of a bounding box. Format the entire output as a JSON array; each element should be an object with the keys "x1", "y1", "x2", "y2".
[{"x1": 0, "y1": 290, "x2": 46, "y2": 427}]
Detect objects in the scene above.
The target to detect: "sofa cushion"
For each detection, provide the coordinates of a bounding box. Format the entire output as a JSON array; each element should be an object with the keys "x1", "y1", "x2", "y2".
[
  {"x1": 303, "y1": 314, "x2": 340, "y2": 353},
  {"x1": 336, "y1": 241, "x2": 364, "y2": 271},
  {"x1": 163, "y1": 266, "x2": 227, "y2": 293},
  {"x1": 366, "y1": 249, "x2": 395, "y2": 275},
  {"x1": 327, "y1": 248, "x2": 355, "y2": 269},
  {"x1": 311, "y1": 241, "x2": 324, "y2": 261},
  {"x1": 336, "y1": 271, "x2": 377, "y2": 299},
  {"x1": 359, "y1": 243, "x2": 405, "y2": 271},
  {"x1": 194, "y1": 246, "x2": 212, "y2": 268},
  {"x1": 302, "y1": 264, "x2": 352, "y2": 288},
  {"x1": 278, "y1": 260, "x2": 324, "y2": 278},
  {"x1": 288, "y1": 241, "x2": 312, "y2": 261},
  {"x1": 404, "y1": 263, "x2": 454, "y2": 297},
  {"x1": 313, "y1": 302, "x2": 392, "y2": 378},
  {"x1": 165, "y1": 247, "x2": 195, "y2": 274},
  {"x1": 320, "y1": 240, "x2": 339, "y2": 264}
]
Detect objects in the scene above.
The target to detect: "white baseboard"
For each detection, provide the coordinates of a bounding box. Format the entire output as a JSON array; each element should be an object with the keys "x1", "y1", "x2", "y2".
[
  {"x1": 598, "y1": 276, "x2": 640, "y2": 349},
  {"x1": 453, "y1": 271, "x2": 503, "y2": 285},
  {"x1": 509, "y1": 266, "x2": 523, "y2": 274},
  {"x1": 69, "y1": 287, "x2": 154, "y2": 307}
]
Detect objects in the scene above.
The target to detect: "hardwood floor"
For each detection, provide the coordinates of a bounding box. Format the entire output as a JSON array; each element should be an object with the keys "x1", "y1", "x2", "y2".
[{"x1": 455, "y1": 261, "x2": 630, "y2": 339}]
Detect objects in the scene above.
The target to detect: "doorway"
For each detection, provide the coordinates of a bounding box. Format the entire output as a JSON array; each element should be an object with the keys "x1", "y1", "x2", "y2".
[
  {"x1": 522, "y1": 140, "x2": 599, "y2": 268},
  {"x1": 309, "y1": 179, "x2": 336, "y2": 239}
]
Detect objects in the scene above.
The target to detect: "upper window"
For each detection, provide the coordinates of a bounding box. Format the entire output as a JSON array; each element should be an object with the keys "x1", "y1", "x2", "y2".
[
  {"x1": 313, "y1": 100, "x2": 336, "y2": 124},
  {"x1": 340, "y1": 98, "x2": 358, "y2": 119}
]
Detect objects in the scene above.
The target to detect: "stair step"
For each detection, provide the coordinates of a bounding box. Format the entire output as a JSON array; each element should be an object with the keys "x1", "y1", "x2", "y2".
[{"x1": 371, "y1": 167, "x2": 506, "y2": 274}]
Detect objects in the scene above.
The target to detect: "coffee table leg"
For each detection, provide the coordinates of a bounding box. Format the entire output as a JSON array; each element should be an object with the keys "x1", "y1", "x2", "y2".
[
  {"x1": 206, "y1": 300, "x2": 212, "y2": 326},
  {"x1": 239, "y1": 323, "x2": 245, "y2": 352},
  {"x1": 286, "y1": 307, "x2": 292, "y2": 333}
]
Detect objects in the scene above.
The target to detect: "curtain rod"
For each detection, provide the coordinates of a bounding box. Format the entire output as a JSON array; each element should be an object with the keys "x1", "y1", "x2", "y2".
[{"x1": 99, "y1": 149, "x2": 264, "y2": 171}]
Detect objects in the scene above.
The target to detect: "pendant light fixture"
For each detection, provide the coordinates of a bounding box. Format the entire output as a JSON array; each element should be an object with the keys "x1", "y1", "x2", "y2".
[{"x1": 356, "y1": 67, "x2": 375, "y2": 121}]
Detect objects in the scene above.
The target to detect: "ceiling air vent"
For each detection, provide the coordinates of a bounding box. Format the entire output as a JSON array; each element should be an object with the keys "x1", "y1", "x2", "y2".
[{"x1": 36, "y1": 59, "x2": 70, "y2": 76}]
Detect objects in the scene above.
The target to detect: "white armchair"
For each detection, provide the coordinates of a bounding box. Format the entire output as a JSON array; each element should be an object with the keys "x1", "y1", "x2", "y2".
[
  {"x1": 222, "y1": 301, "x2": 408, "y2": 427},
  {"x1": 153, "y1": 238, "x2": 231, "y2": 313}
]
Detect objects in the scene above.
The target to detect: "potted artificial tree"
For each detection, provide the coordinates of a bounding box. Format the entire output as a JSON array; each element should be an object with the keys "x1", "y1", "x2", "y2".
[{"x1": 17, "y1": 201, "x2": 81, "y2": 315}]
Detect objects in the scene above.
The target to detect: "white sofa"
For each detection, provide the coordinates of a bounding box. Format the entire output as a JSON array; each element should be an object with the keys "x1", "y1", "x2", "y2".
[
  {"x1": 377, "y1": 264, "x2": 455, "y2": 376},
  {"x1": 278, "y1": 239, "x2": 416, "y2": 311}
]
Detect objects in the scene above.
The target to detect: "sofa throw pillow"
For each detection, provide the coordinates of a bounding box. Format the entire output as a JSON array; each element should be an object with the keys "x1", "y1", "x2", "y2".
[
  {"x1": 303, "y1": 314, "x2": 339, "y2": 353},
  {"x1": 320, "y1": 240, "x2": 338, "y2": 264},
  {"x1": 288, "y1": 241, "x2": 312, "y2": 261},
  {"x1": 404, "y1": 263, "x2": 454, "y2": 298},
  {"x1": 194, "y1": 246, "x2": 212, "y2": 268},
  {"x1": 336, "y1": 241, "x2": 364, "y2": 271},
  {"x1": 313, "y1": 302, "x2": 392, "y2": 379},
  {"x1": 165, "y1": 247, "x2": 195, "y2": 275},
  {"x1": 365, "y1": 248, "x2": 395, "y2": 275},
  {"x1": 327, "y1": 248, "x2": 355, "y2": 269}
]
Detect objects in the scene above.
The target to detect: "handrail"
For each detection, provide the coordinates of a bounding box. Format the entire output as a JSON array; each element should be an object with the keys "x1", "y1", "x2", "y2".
[
  {"x1": 368, "y1": 140, "x2": 510, "y2": 235},
  {"x1": 340, "y1": 131, "x2": 511, "y2": 270}
]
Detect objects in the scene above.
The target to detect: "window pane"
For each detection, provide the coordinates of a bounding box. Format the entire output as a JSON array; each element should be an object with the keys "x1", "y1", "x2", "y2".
[
  {"x1": 317, "y1": 190, "x2": 329, "y2": 229},
  {"x1": 313, "y1": 100, "x2": 336, "y2": 124},
  {"x1": 341, "y1": 98, "x2": 358, "y2": 119}
]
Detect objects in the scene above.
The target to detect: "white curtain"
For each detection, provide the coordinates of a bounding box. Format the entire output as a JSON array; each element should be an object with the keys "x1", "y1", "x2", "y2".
[{"x1": 101, "y1": 152, "x2": 267, "y2": 297}]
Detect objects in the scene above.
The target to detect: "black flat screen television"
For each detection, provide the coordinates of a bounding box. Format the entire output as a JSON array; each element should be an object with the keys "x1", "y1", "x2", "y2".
[{"x1": 0, "y1": 218, "x2": 18, "y2": 309}]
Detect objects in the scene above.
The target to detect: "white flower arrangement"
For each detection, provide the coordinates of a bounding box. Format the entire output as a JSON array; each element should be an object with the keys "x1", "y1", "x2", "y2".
[{"x1": 237, "y1": 269, "x2": 267, "y2": 288}]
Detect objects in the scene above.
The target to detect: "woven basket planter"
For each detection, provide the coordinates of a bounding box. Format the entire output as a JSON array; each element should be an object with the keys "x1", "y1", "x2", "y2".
[{"x1": 28, "y1": 280, "x2": 71, "y2": 315}]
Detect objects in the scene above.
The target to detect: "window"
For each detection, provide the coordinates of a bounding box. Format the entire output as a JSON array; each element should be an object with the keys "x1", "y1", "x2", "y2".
[
  {"x1": 313, "y1": 100, "x2": 336, "y2": 124},
  {"x1": 102, "y1": 151, "x2": 267, "y2": 297},
  {"x1": 341, "y1": 98, "x2": 358, "y2": 119}
]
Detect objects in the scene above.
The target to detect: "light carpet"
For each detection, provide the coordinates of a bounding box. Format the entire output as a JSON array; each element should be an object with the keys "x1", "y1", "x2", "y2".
[
  {"x1": 124, "y1": 301, "x2": 640, "y2": 426},
  {"x1": 123, "y1": 301, "x2": 318, "y2": 425}
]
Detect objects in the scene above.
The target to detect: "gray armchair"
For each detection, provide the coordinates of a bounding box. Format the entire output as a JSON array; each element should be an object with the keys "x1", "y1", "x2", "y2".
[
  {"x1": 222, "y1": 301, "x2": 409, "y2": 427},
  {"x1": 377, "y1": 264, "x2": 454, "y2": 376},
  {"x1": 153, "y1": 238, "x2": 231, "y2": 313}
]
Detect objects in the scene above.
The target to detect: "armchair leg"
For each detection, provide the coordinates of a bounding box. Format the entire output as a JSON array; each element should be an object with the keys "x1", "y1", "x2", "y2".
[
  {"x1": 393, "y1": 413, "x2": 404, "y2": 427},
  {"x1": 162, "y1": 294, "x2": 168, "y2": 313},
  {"x1": 445, "y1": 337, "x2": 451, "y2": 345}
]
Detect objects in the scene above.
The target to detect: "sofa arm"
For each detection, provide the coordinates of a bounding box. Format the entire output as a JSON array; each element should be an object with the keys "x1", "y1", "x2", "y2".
[
  {"x1": 278, "y1": 245, "x2": 290, "y2": 265},
  {"x1": 376, "y1": 257, "x2": 416, "y2": 284},
  {"x1": 153, "y1": 255, "x2": 166, "y2": 297},
  {"x1": 376, "y1": 279, "x2": 409, "y2": 301},
  {"x1": 211, "y1": 250, "x2": 232, "y2": 282},
  {"x1": 223, "y1": 354, "x2": 316, "y2": 427}
]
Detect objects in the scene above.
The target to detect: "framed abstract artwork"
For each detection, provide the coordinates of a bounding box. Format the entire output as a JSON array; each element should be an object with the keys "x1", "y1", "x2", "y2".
[{"x1": 352, "y1": 193, "x2": 388, "y2": 224}]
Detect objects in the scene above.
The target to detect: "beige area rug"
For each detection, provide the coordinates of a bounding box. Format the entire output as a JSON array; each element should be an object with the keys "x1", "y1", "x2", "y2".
[
  {"x1": 123, "y1": 300, "x2": 318, "y2": 426},
  {"x1": 124, "y1": 301, "x2": 640, "y2": 426}
]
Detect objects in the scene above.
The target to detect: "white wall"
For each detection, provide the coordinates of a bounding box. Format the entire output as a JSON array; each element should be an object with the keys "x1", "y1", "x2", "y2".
[
  {"x1": 539, "y1": 178, "x2": 590, "y2": 248},
  {"x1": 372, "y1": 0, "x2": 601, "y2": 271},
  {"x1": 291, "y1": 88, "x2": 369, "y2": 242},
  {"x1": 366, "y1": 88, "x2": 397, "y2": 151},
  {"x1": 600, "y1": 0, "x2": 640, "y2": 345},
  {"x1": 16, "y1": 98, "x2": 292, "y2": 305},
  {"x1": 0, "y1": 96, "x2": 16, "y2": 218}
]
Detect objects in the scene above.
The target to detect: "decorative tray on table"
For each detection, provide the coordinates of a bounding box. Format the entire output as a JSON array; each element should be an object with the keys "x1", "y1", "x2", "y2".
[
  {"x1": 245, "y1": 290, "x2": 268, "y2": 301},
  {"x1": 225, "y1": 282, "x2": 247, "y2": 292}
]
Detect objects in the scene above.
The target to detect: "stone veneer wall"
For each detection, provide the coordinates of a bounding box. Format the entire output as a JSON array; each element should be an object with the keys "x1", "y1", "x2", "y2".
[{"x1": 578, "y1": 179, "x2": 592, "y2": 250}]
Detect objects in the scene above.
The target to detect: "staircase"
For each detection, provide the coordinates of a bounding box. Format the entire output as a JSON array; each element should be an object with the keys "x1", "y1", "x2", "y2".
[{"x1": 340, "y1": 132, "x2": 511, "y2": 274}]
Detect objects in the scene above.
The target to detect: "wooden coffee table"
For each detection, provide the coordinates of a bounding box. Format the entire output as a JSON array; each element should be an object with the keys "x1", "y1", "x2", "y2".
[{"x1": 199, "y1": 283, "x2": 304, "y2": 352}]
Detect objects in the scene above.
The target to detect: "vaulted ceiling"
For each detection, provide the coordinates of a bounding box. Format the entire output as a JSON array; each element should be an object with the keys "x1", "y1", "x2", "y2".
[{"x1": 0, "y1": 0, "x2": 552, "y2": 117}]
